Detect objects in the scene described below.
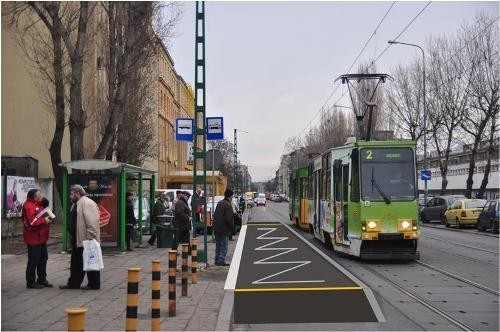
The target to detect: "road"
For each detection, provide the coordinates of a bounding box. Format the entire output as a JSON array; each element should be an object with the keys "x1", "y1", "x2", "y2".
[{"x1": 231, "y1": 201, "x2": 499, "y2": 331}]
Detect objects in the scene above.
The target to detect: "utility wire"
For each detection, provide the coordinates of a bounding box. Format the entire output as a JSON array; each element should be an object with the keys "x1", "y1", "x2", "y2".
[
  {"x1": 371, "y1": 1, "x2": 432, "y2": 65},
  {"x1": 294, "y1": 2, "x2": 397, "y2": 140}
]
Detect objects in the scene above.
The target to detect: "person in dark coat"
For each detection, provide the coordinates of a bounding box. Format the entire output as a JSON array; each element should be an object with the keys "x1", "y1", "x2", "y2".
[
  {"x1": 173, "y1": 191, "x2": 192, "y2": 250},
  {"x1": 125, "y1": 192, "x2": 136, "y2": 251},
  {"x1": 22, "y1": 189, "x2": 53, "y2": 289},
  {"x1": 148, "y1": 192, "x2": 167, "y2": 246},
  {"x1": 212, "y1": 189, "x2": 235, "y2": 266}
]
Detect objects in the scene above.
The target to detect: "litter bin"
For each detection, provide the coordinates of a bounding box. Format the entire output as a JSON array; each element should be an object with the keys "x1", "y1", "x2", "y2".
[{"x1": 156, "y1": 214, "x2": 174, "y2": 248}]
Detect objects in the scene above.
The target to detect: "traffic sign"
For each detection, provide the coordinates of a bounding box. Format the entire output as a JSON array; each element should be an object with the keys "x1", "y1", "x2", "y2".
[
  {"x1": 206, "y1": 117, "x2": 224, "y2": 140},
  {"x1": 176, "y1": 118, "x2": 194, "y2": 141},
  {"x1": 421, "y1": 169, "x2": 432, "y2": 181}
]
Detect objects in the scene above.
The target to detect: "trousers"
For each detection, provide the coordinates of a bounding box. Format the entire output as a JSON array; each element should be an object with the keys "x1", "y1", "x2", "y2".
[
  {"x1": 26, "y1": 243, "x2": 48, "y2": 285},
  {"x1": 214, "y1": 232, "x2": 229, "y2": 264},
  {"x1": 67, "y1": 246, "x2": 100, "y2": 289}
]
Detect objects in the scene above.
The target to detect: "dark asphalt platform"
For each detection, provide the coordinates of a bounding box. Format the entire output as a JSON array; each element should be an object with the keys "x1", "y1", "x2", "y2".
[{"x1": 233, "y1": 222, "x2": 379, "y2": 324}]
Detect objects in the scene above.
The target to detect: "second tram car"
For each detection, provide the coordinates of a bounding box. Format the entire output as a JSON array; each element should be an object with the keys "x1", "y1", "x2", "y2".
[
  {"x1": 289, "y1": 167, "x2": 309, "y2": 230},
  {"x1": 291, "y1": 139, "x2": 420, "y2": 260}
]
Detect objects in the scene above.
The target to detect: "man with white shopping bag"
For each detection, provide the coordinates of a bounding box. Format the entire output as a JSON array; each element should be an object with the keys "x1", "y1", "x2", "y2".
[{"x1": 60, "y1": 185, "x2": 102, "y2": 290}]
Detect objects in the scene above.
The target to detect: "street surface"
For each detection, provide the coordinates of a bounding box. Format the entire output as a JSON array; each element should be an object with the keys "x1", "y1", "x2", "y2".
[{"x1": 232, "y1": 202, "x2": 499, "y2": 331}]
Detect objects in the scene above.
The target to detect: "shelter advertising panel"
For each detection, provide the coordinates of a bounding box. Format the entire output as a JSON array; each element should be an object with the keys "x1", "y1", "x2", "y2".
[
  {"x1": 4, "y1": 176, "x2": 36, "y2": 218},
  {"x1": 69, "y1": 176, "x2": 118, "y2": 243}
]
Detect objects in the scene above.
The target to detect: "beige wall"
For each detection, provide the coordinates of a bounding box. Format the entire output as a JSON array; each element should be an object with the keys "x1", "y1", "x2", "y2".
[{"x1": 1, "y1": 10, "x2": 71, "y2": 179}]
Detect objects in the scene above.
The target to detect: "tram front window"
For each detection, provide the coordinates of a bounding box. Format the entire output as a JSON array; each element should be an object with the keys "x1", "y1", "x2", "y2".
[{"x1": 360, "y1": 148, "x2": 416, "y2": 202}]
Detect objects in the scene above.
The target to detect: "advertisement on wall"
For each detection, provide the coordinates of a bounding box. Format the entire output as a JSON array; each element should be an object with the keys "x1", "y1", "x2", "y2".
[
  {"x1": 69, "y1": 176, "x2": 118, "y2": 243},
  {"x1": 4, "y1": 176, "x2": 37, "y2": 218}
]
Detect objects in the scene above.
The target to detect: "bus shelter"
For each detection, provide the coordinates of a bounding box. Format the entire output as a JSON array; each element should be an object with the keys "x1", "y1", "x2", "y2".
[{"x1": 60, "y1": 160, "x2": 156, "y2": 252}]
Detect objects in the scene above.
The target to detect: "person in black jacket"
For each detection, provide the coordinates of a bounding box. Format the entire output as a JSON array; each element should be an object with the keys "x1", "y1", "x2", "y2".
[
  {"x1": 125, "y1": 192, "x2": 136, "y2": 251},
  {"x1": 173, "y1": 191, "x2": 192, "y2": 250},
  {"x1": 212, "y1": 189, "x2": 235, "y2": 266}
]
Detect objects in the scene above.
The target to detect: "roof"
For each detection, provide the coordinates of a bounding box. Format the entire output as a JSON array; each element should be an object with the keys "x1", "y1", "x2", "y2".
[{"x1": 60, "y1": 160, "x2": 156, "y2": 175}]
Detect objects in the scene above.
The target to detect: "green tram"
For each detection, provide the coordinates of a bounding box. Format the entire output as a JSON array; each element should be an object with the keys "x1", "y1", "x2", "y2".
[
  {"x1": 289, "y1": 139, "x2": 420, "y2": 260},
  {"x1": 289, "y1": 166, "x2": 310, "y2": 230}
]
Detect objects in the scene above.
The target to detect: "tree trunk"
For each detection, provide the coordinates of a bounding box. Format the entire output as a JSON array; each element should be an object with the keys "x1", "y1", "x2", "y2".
[
  {"x1": 464, "y1": 139, "x2": 480, "y2": 198},
  {"x1": 48, "y1": 25, "x2": 65, "y2": 200},
  {"x1": 477, "y1": 118, "x2": 496, "y2": 198}
]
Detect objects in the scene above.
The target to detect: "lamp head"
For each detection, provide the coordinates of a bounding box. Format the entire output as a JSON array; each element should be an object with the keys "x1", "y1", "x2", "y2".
[{"x1": 388, "y1": 40, "x2": 397, "y2": 44}]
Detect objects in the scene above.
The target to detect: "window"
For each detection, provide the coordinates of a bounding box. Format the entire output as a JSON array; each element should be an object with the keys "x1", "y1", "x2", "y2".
[
  {"x1": 451, "y1": 201, "x2": 462, "y2": 210},
  {"x1": 437, "y1": 198, "x2": 446, "y2": 207}
]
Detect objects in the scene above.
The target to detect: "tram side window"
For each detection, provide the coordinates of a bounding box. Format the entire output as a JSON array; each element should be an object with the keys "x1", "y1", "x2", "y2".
[
  {"x1": 333, "y1": 160, "x2": 341, "y2": 202},
  {"x1": 301, "y1": 178, "x2": 308, "y2": 198},
  {"x1": 342, "y1": 165, "x2": 349, "y2": 201},
  {"x1": 308, "y1": 173, "x2": 313, "y2": 199}
]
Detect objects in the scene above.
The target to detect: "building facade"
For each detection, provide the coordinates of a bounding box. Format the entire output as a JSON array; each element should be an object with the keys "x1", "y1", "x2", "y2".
[{"x1": 417, "y1": 139, "x2": 499, "y2": 199}]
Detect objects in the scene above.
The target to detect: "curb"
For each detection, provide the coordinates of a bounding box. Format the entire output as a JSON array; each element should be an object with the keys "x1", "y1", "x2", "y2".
[{"x1": 215, "y1": 290, "x2": 234, "y2": 331}]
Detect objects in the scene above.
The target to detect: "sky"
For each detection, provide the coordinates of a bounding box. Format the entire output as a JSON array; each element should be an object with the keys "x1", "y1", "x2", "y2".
[{"x1": 167, "y1": 1, "x2": 499, "y2": 182}]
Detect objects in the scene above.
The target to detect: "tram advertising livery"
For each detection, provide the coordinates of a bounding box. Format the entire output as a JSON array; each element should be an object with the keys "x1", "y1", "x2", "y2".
[{"x1": 289, "y1": 140, "x2": 420, "y2": 260}]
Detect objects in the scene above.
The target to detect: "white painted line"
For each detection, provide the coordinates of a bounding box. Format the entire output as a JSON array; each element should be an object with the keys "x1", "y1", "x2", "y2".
[
  {"x1": 224, "y1": 225, "x2": 247, "y2": 290},
  {"x1": 281, "y1": 222, "x2": 386, "y2": 323},
  {"x1": 253, "y1": 227, "x2": 325, "y2": 285}
]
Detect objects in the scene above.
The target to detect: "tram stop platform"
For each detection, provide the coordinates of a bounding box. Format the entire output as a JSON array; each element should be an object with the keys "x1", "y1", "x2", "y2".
[{"x1": 224, "y1": 222, "x2": 385, "y2": 325}]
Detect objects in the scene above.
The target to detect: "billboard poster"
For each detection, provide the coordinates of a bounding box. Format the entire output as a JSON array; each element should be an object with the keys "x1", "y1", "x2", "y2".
[
  {"x1": 4, "y1": 176, "x2": 36, "y2": 218},
  {"x1": 69, "y1": 176, "x2": 118, "y2": 243}
]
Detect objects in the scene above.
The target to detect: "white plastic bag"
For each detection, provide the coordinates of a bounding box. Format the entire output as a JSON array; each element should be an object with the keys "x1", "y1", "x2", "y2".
[{"x1": 83, "y1": 239, "x2": 104, "y2": 271}]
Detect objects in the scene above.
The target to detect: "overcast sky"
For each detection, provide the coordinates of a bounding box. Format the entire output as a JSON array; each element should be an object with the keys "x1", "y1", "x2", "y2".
[{"x1": 168, "y1": 1, "x2": 499, "y2": 182}]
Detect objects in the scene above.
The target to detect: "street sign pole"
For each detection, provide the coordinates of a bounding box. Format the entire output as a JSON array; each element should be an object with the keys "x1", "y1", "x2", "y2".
[{"x1": 193, "y1": 1, "x2": 207, "y2": 264}]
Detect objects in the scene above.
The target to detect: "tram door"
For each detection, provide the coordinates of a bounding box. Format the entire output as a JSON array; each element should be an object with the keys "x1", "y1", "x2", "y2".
[{"x1": 342, "y1": 164, "x2": 349, "y2": 240}]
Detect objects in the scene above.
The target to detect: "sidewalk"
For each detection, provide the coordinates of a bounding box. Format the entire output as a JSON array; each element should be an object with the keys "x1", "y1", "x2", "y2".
[{"x1": 1, "y1": 210, "x2": 248, "y2": 331}]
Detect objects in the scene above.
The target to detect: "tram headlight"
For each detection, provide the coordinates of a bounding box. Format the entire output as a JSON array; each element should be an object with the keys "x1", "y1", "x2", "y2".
[
  {"x1": 363, "y1": 219, "x2": 380, "y2": 232},
  {"x1": 398, "y1": 219, "x2": 414, "y2": 232}
]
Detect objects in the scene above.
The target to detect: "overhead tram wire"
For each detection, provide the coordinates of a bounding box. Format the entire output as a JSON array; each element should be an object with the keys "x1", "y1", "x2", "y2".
[
  {"x1": 293, "y1": 2, "x2": 397, "y2": 140},
  {"x1": 371, "y1": 1, "x2": 432, "y2": 66}
]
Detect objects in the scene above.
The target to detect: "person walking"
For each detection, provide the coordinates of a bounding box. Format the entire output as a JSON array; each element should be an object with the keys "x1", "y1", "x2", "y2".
[
  {"x1": 60, "y1": 185, "x2": 101, "y2": 290},
  {"x1": 125, "y1": 192, "x2": 136, "y2": 251},
  {"x1": 22, "y1": 189, "x2": 53, "y2": 289},
  {"x1": 148, "y1": 192, "x2": 167, "y2": 246},
  {"x1": 212, "y1": 189, "x2": 235, "y2": 266},
  {"x1": 173, "y1": 191, "x2": 192, "y2": 250}
]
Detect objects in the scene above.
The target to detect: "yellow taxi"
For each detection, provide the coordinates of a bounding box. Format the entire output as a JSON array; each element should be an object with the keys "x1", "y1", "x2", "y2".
[{"x1": 444, "y1": 199, "x2": 487, "y2": 228}]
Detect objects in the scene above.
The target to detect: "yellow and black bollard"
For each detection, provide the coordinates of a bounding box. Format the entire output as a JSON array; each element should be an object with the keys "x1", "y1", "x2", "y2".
[
  {"x1": 151, "y1": 260, "x2": 161, "y2": 332},
  {"x1": 168, "y1": 250, "x2": 177, "y2": 317},
  {"x1": 181, "y1": 243, "x2": 189, "y2": 296},
  {"x1": 65, "y1": 307, "x2": 87, "y2": 331},
  {"x1": 191, "y1": 238, "x2": 198, "y2": 284},
  {"x1": 126, "y1": 267, "x2": 141, "y2": 331}
]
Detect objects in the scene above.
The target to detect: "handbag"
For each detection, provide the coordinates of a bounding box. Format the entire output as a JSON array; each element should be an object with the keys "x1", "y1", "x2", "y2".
[{"x1": 83, "y1": 239, "x2": 104, "y2": 271}]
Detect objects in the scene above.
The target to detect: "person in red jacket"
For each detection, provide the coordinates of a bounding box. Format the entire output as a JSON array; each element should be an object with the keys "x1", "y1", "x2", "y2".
[{"x1": 22, "y1": 189, "x2": 53, "y2": 289}]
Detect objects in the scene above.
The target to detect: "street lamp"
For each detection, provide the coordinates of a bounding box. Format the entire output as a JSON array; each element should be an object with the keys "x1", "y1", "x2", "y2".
[{"x1": 388, "y1": 40, "x2": 428, "y2": 204}]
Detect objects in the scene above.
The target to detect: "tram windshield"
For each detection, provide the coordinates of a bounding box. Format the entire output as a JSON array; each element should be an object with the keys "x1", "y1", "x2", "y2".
[{"x1": 360, "y1": 147, "x2": 416, "y2": 202}]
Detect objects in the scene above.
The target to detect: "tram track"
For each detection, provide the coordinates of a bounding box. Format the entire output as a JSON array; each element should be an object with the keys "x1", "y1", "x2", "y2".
[
  {"x1": 423, "y1": 235, "x2": 498, "y2": 254},
  {"x1": 263, "y1": 204, "x2": 498, "y2": 331},
  {"x1": 420, "y1": 223, "x2": 499, "y2": 238}
]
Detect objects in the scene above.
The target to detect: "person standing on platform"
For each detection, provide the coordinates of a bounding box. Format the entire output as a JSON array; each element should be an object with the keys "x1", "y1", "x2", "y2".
[
  {"x1": 60, "y1": 185, "x2": 101, "y2": 290},
  {"x1": 148, "y1": 192, "x2": 167, "y2": 246},
  {"x1": 173, "y1": 191, "x2": 192, "y2": 250},
  {"x1": 22, "y1": 189, "x2": 53, "y2": 289},
  {"x1": 125, "y1": 192, "x2": 136, "y2": 251},
  {"x1": 212, "y1": 189, "x2": 235, "y2": 266}
]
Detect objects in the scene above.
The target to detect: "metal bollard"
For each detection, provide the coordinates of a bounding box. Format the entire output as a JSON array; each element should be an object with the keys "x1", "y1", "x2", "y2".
[
  {"x1": 191, "y1": 238, "x2": 198, "y2": 284},
  {"x1": 126, "y1": 267, "x2": 141, "y2": 331},
  {"x1": 181, "y1": 243, "x2": 189, "y2": 296},
  {"x1": 65, "y1": 307, "x2": 87, "y2": 331},
  {"x1": 168, "y1": 250, "x2": 177, "y2": 317},
  {"x1": 151, "y1": 260, "x2": 161, "y2": 332}
]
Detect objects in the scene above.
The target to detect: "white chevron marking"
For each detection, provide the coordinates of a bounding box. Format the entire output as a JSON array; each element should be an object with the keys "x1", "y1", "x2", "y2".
[{"x1": 252, "y1": 227, "x2": 325, "y2": 285}]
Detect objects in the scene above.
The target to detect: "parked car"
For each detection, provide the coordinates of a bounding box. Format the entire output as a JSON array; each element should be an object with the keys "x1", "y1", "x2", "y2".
[
  {"x1": 256, "y1": 193, "x2": 266, "y2": 206},
  {"x1": 133, "y1": 196, "x2": 151, "y2": 235},
  {"x1": 418, "y1": 195, "x2": 434, "y2": 212},
  {"x1": 444, "y1": 199, "x2": 487, "y2": 228},
  {"x1": 273, "y1": 195, "x2": 283, "y2": 202},
  {"x1": 420, "y1": 195, "x2": 465, "y2": 223},
  {"x1": 477, "y1": 199, "x2": 499, "y2": 233},
  {"x1": 244, "y1": 197, "x2": 255, "y2": 208}
]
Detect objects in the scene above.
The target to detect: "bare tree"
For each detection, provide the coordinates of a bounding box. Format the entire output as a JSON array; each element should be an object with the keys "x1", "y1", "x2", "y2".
[
  {"x1": 386, "y1": 62, "x2": 424, "y2": 141},
  {"x1": 427, "y1": 34, "x2": 472, "y2": 195},
  {"x1": 477, "y1": 114, "x2": 499, "y2": 198},
  {"x1": 94, "y1": 2, "x2": 183, "y2": 160},
  {"x1": 460, "y1": 13, "x2": 499, "y2": 197}
]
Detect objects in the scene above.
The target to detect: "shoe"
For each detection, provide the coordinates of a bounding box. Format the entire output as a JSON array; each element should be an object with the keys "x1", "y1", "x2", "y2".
[
  {"x1": 81, "y1": 285, "x2": 99, "y2": 290},
  {"x1": 27, "y1": 283, "x2": 43, "y2": 289},
  {"x1": 37, "y1": 280, "x2": 53, "y2": 287},
  {"x1": 220, "y1": 262, "x2": 230, "y2": 266},
  {"x1": 148, "y1": 240, "x2": 154, "y2": 246},
  {"x1": 59, "y1": 285, "x2": 79, "y2": 290},
  {"x1": 127, "y1": 247, "x2": 133, "y2": 251},
  {"x1": 214, "y1": 262, "x2": 221, "y2": 266}
]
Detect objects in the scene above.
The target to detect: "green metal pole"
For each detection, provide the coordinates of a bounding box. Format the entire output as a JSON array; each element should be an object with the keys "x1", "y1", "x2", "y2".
[
  {"x1": 150, "y1": 174, "x2": 156, "y2": 235},
  {"x1": 138, "y1": 173, "x2": 143, "y2": 245},
  {"x1": 120, "y1": 170, "x2": 126, "y2": 252},
  {"x1": 62, "y1": 168, "x2": 68, "y2": 252}
]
